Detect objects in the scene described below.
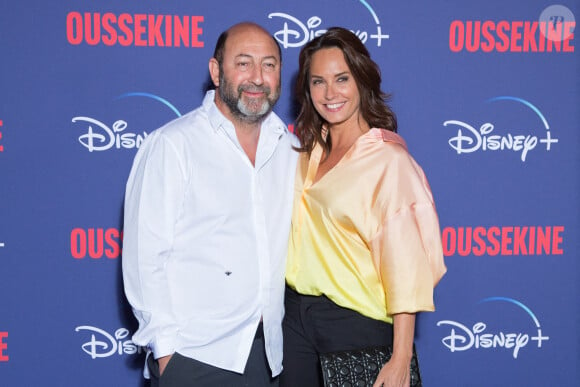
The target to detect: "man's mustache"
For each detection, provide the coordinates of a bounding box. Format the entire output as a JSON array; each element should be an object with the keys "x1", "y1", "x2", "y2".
[{"x1": 238, "y1": 84, "x2": 271, "y2": 94}]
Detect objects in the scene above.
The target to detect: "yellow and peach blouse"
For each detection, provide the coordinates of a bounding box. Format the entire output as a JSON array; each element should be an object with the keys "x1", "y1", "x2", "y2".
[{"x1": 286, "y1": 128, "x2": 447, "y2": 323}]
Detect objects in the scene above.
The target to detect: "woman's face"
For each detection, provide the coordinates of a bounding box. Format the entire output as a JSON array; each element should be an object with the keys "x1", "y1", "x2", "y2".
[{"x1": 308, "y1": 47, "x2": 362, "y2": 130}]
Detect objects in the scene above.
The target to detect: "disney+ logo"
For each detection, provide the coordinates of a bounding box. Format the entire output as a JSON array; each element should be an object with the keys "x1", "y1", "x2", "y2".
[
  {"x1": 72, "y1": 92, "x2": 181, "y2": 152},
  {"x1": 268, "y1": 1, "x2": 389, "y2": 48},
  {"x1": 437, "y1": 297, "x2": 549, "y2": 359},
  {"x1": 75, "y1": 326, "x2": 143, "y2": 359},
  {"x1": 72, "y1": 117, "x2": 148, "y2": 152},
  {"x1": 444, "y1": 96, "x2": 558, "y2": 162}
]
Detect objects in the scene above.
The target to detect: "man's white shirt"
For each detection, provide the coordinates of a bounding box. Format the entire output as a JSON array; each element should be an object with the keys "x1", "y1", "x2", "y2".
[{"x1": 122, "y1": 90, "x2": 298, "y2": 376}]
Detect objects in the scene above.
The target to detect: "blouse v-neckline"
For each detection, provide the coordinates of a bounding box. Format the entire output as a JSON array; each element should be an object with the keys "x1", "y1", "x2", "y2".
[{"x1": 305, "y1": 128, "x2": 378, "y2": 188}]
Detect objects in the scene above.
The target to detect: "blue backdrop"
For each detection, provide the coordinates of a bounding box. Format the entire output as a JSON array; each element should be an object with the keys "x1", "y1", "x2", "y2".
[{"x1": 1, "y1": 1, "x2": 578, "y2": 386}]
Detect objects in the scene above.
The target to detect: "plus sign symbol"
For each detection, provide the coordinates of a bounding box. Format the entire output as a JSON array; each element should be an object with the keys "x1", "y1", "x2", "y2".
[{"x1": 370, "y1": 25, "x2": 390, "y2": 47}]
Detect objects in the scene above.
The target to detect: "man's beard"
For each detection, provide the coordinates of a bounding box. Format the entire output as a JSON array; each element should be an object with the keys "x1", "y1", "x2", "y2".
[{"x1": 218, "y1": 71, "x2": 280, "y2": 124}]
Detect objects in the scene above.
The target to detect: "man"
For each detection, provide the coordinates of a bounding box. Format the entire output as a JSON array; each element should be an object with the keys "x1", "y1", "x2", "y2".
[{"x1": 122, "y1": 22, "x2": 298, "y2": 386}]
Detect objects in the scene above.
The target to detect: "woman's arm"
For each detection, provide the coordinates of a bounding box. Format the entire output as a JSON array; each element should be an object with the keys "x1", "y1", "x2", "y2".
[{"x1": 373, "y1": 312, "x2": 415, "y2": 387}]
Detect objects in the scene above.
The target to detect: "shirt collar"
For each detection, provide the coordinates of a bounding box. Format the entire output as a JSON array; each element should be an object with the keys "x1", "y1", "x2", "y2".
[{"x1": 204, "y1": 90, "x2": 228, "y2": 132}]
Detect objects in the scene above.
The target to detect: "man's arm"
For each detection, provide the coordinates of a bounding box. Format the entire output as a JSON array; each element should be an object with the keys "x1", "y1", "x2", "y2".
[{"x1": 122, "y1": 131, "x2": 186, "y2": 360}]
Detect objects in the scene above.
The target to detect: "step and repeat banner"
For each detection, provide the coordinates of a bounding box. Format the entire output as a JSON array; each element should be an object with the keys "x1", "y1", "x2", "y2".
[{"x1": 1, "y1": 1, "x2": 578, "y2": 386}]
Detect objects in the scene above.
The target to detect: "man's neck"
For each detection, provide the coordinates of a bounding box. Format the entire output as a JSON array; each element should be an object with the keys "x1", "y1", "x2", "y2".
[
  {"x1": 214, "y1": 93, "x2": 265, "y2": 166},
  {"x1": 235, "y1": 122, "x2": 261, "y2": 166}
]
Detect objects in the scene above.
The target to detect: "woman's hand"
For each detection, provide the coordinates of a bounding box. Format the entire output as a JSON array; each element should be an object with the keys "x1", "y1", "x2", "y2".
[{"x1": 372, "y1": 354, "x2": 411, "y2": 387}]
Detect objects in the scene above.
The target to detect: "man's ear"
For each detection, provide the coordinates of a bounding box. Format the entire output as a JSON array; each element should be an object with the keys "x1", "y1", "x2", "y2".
[{"x1": 209, "y1": 58, "x2": 220, "y2": 87}]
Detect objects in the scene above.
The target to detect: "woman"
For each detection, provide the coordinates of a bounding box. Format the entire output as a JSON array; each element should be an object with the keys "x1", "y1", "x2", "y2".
[{"x1": 281, "y1": 27, "x2": 447, "y2": 387}]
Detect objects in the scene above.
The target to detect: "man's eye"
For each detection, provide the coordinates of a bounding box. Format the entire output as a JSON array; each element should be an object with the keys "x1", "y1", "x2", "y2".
[{"x1": 262, "y1": 63, "x2": 276, "y2": 72}]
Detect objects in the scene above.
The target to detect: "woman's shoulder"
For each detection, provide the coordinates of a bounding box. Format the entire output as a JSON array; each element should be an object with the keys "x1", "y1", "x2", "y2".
[
  {"x1": 364, "y1": 128, "x2": 409, "y2": 156},
  {"x1": 377, "y1": 128, "x2": 407, "y2": 148}
]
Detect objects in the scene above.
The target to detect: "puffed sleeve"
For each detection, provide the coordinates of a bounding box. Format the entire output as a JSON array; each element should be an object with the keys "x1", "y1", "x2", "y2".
[{"x1": 370, "y1": 146, "x2": 446, "y2": 316}]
